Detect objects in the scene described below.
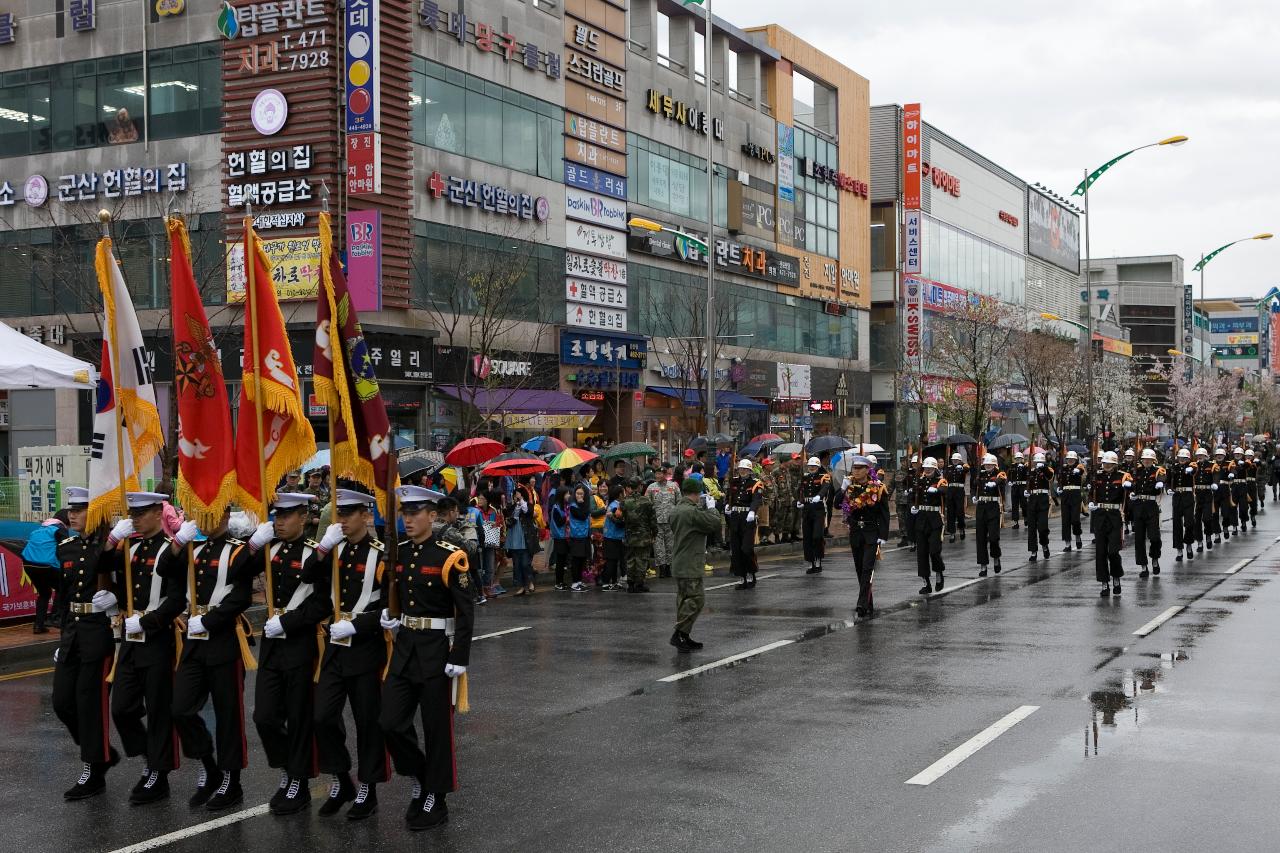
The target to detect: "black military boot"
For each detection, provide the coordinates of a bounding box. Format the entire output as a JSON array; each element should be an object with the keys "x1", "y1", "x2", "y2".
[
  {"x1": 272, "y1": 776, "x2": 311, "y2": 816},
  {"x1": 978, "y1": 566, "x2": 988, "y2": 577},
  {"x1": 1029, "y1": 550, "x2": 1037, "y2": 563},
  {"x1": 206, "y1": 770, "x2": 244, "y2": 811},
  {"x1": 129, "y1": 768, "x2": 170, "y2": 806},
  {"x1": 670, "y1": 631, "x2": 695, "y2": 652},
  {"x1": 269, "y1": 770, "x2": 290, "y2": 810},
  {"x1": 994, "y1": 559, "x2": 1002, "y2": 574},
  {"x1": 1100, "y1": 583, "x2": 1111, "y2": 597},
  {"x1": 189, "y1": 756, "x2": 219, "y2": 807},
  {"x1": 948, "y1": 534, "x2": 956, "y2": 544},
  {"x1": 407, "y1": 791, "x2": 449, "y2": 831},
  {"x1": 805, "y1": 562, "x2": 820, "y2": 574},
  {"x1": 934, "y1": 572, "x2": 944, "y2": 591},
  {"x1": 318, "y1": 773, "x2": 356, "y2": 817},
  {"x1": 346, "y1": 782, "x2": 377, "y2": 821},
  {"x1": 1043, "y1": 547, "x2": 1051, "y2": 560},
  {"x1": 960, "y1": 530, "x2": 966, "y2": 541},
  {"x1": 918, "y1": 582, "x2": 932, "y2": 596},
  {"x1": 64, "y1": 748, "x2": 118, "y2": 801},
  {"x1": 1152, "y1": 559, "x2": 1160, "y2": 576},
  {"x1": 1075, "y1": 536, "x2": 1083, "y2": 550},
  {"x1": 1112, "y1": 581, "x2": 1122, "y2": 596},
  {"x1": 405, "y1": 778, "x2": 425, "y2": 820},
  {"x1": 682, "y1": 633, "x2": 704, "y2": 650},
  {"x1": 1139, "y1": 565, "x2": 1150, "y2": 579},
  {"x1": 1063, "y1": 542, "x2": 1073, "y2": 553},
  {"x1": 1175, "y1": 549, "x2": 1183, "y2": 563}
]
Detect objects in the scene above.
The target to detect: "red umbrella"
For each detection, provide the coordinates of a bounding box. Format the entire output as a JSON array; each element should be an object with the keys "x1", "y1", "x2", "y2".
[
  {"x1": 750, "y1": 432, "x2": 784, "y2": 444},
  {"x1": 446, "y1": 437, "x2": 505, "y2": 467},
  {"x1": 481, "y1": 457, "x2": 550, "y2": 477}
]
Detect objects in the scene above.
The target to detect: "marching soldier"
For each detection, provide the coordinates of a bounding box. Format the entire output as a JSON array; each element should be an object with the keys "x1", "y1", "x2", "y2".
[
  {"x1": 799, "y1": 456, "x2": 831, "y2": 574},
  {"x1": 1168, "y1": 447, "x2": 1197, "y2": 563},
  {"x1": 1214, "y1": 447, "x2": 1236, "y2": 541},
  {"x1": 1088, "y1": 451, "x2": 1130, "y2": 597},
  {"x1": 1231, "y1": 447, "x2": 1252, "y2": 532},
  {"x1": 943, "y1": 452, "x2": 969, "y2": 543},
  {"x1": 910, "y1": 457, "x2": 947, "y2": 595},
  {"x1": 1008, "y1": 451, "x2": 1029, "y2": 530},
  {"x1": 249, "y1": 493, "x2": 331, "y2": 815},
  {"x1": 1120, "y1": 448, "x2": 1137, "y2": 534},
  {"x1": 1058, "y1": 450, "x2": 1086, "y2": 552},
  {"x1": 1243, "y1": 448, "x2": 1260, "y2": 528},
  {"x1": 894, "y1": 456, "x2": 917, "y2": 549},
  {"x1": 1193, "y1": 447, "x2": 1220, "y2": 552},
  {"x1": 1131, "y1": 449, "x2": 1165, "y2": 578},
  {"x1": 973, "y1": 454, "x2": 1006, "y2": 576},
  {"x1": 169, "y1": 510, "x2": 255, "y2": 811},
  {"x1": 379, "y1": 486, "x2": 475, "y2": 832},
  {"x1": 842, "y1": 457, "x2": 889, "y2": 617},
  {"x1": 622, "y1": 477, "x2": 658, "y2": 593},
  {"x1": 313, "y1": 489, "x2": 390, "y2": 820},
  {"x1": 1026, "y1": 452, "x2": 1054, "y2": 562},
  {"x1": 52, "y1": 487, "x2": 122, "y2": 801},
  {"x1": 725, "y1": 459, "x2": 764, "y2": 589}
]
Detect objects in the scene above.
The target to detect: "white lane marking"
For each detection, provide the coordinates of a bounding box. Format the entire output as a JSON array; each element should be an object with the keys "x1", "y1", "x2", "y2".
[
  {"x1": 905, "y1": 705, "x2": 1040, "y2": 786},
  {"x1": 474, "y1": 626, "x2": 531, "y2": 641},
  {"x1": 658, "y1": 639, "x2": 794, "y2": 683},
  {"x1": 1274, "y1": 535, "x2": 1280, "y2": 543},
  {"x1": 705, "y1": 573, "x2": 779, "y2": 591},
  {"x1": 1132, "y1": 605, "x2": 1186, "y2": 637},
  {"x1": 105, "y1": 805, "x2": 271, "y2": 853},
  {"x1": 1225, "y1": 558, "x2": 1252, "y2": 576}
]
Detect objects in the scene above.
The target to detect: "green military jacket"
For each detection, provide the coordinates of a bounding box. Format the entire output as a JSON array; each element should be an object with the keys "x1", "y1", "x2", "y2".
[
  {"x1": 669, "y1": 498, "x2": 721, "y2": 579},
  {"x1": 621, "y1": 495, "x2": 657, "y2": 549}
]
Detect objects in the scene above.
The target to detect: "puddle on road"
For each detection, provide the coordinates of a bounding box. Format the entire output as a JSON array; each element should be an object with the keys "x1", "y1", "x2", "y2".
[{"x1": 1083, "y1": 655, "x2": 1188, "y2": 756}]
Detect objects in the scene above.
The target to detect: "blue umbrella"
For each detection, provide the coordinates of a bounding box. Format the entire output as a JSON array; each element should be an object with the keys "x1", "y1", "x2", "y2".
[{"x1": 521, "y1": 436, "x2": 567, "y2": 454}]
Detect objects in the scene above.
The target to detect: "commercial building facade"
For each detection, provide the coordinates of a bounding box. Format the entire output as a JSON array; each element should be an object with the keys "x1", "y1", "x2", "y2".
[{"x1": 0, "y1": 0, "x2": 871, "y2": 480}]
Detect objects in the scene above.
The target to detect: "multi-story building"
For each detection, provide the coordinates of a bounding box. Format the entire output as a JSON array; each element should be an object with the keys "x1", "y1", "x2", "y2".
[{"x1": 0, "y1": 0, "x2": 871, "y2": 480}]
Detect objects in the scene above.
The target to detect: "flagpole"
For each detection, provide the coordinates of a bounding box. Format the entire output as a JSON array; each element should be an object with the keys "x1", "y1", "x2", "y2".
[
  {"x1": 100, "y1": 210, "x2": 134, "y2": 632},
  {"x1": 244, "y1": 205, "x2": 275, "y2": 613},
  {"x1": 319, "y1": 200, "x2": 341, "y2": 627}
]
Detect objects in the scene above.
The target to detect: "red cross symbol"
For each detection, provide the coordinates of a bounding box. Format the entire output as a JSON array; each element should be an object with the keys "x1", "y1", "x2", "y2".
[{"x1": 427, "y1": 171, "x2": 446, "y2": 198}]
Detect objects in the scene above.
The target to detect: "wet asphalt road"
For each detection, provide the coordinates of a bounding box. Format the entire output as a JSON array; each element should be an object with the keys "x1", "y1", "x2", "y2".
[{"x1": 5, "y1": 499, "x2": 1280, "y2": 853}]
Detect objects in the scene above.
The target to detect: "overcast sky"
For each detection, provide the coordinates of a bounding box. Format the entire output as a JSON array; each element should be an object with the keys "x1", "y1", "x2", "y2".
[{"x1": 727, "y1": 0, "x2": 1280, "y2": 299}]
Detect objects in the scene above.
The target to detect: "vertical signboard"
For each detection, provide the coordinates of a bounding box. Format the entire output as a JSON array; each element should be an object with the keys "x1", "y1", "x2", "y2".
[
  {"x1": 777, "y1": 122, "x2": 795, "y2": 203},
  {"x1": 903, "y1": 209, "x2": 922, "y2": 275},
  {"x1": 344, "y1": 0, "x2": 379, "y2": 133},
  {"x1": 904, "y1": 278, "x2": 922, "y2": 363},
  {"x1": 902, "y1": 103, "x2": 922, "y2": 210},
  {"x1": 1269, "y1": 301, "x2": 1280, "y2": 373},
  {"x1": 346, "y1": 209, "x2": 382, "y2": 312}
]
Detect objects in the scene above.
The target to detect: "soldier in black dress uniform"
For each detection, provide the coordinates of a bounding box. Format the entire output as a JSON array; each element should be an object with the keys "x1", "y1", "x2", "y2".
[
  {"x1": 248, "y1": 492, "x2": 331, "y2": 815},
  {"x1": 911, "y1": 457, "x2": 947, "y2": 594},
  {"x1": 1230, "y1": 447, "x2": 1250, "y2": 534},
  {"x1": 109, "y1": 492, "x2": 185, "y2": 805},
  {"x1": 168, "y1": 509, "x2": 255, "y2": 810},
  {"x1": 1194, "y1": 447, "x2": 1221, "y2": 550},
  {"x1": 1243, "y1": 448, "x2": 1260, "y2": 528},
  {"x1": 1168, "y1": 447, "x2": 1197, "y2": 563},
  {"x1": 841, "y1": 457, "x2": 889, "y2": 616},
  {"x1": 1120, "y1": 448, "x2": 1137, "y2": 534},
  {"x1": 1008, "y1": 451, "x2": 1029, "y2": 530},
  {"x1": 52, "y1": 487, "x2": 122, "y2": 800},
  {"x1": 943, "y1": 452, "x2": 969, "y2": 543},
  {"x1": 380, "y1": 485, "x2": 476, "y2": 831},
  {"x1": 725, "y1": 459, "x2": 763, "y2": 589},
  {"x1": 1088, "y1": 451, "x2": 1130, "y2": 597},
  {"x1": 1026, "y1": 453, "x2": 1054, "y2": 562},
  {"x1": 1131, "y1": 448, "x2": 1165, "y2": 578},
  {"x1": 799, "y1": 456, "x2": 831, "y2": 574},
  {"x1": 973, "y1": 454, "x2": 1006, "y2": 576},
  {"x1": 1058, "y1": 450, "x2": 1086, "y2": 552},
  {"x1": 313, "y1": 488, "x2": 390, "y2": 820},
  {"x1": 1217, "y1": 447, "x2": 1240, "y2": 538}
]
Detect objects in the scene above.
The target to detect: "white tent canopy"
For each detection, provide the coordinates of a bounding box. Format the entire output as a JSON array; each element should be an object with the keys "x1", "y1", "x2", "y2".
[{"x1": 0, "y1": 321, "x2": 95, "y2": 390}]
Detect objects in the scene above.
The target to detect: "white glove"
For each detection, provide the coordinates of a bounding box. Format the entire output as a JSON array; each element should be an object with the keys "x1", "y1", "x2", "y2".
[
  {"x1": 91, "y1": 590, "x2": 117, "y2": 612},
  {"x1": 1122, "y1": 481, "x2": 1133, "y2": 489},
  {"x1": 263, "y1": 616, "x2": 285, "y2": 638},
  {"x1": 1055, "y1": 487, "x2": 1063, "y2": 495},
  {"x1": 985, "y1": 481, "x2": 996, "y2": 489},
  {"x1": 841, "y1": 478, "x2": 851, "y2": 491},
  {"x1": 910, "y1": 506, "x2": 919, "y2": 515},
  {"x1": 926, "y1": 486, "x2": 938, "y2": 494},
  {"x1": 1228, "y1": 473, "x2": 1235, "y2": 480},
  {"x1": 124, "y1": 614, "x2": 143, "y2": 635},
  {"x1": 249, "y1": 522, "x2": 274, "y2": 551},
  {"x1": 187, "y1": 615, "x2": 205, "y2": 636},
  {"x1": 809, "y1": 495, "x2": 823, "y2": 504},
  {"x1": 876, "y1": 539, "x2": 886, "y2": 546},
  {"x1": 379, "y1": 609, "x2": 400, "y2": 631},
  {"x1": 1036, "y1": 462, "x2": 1045, "y2": 468},
  {"x1": 445, "y1": 663, "x2": 467, "y2": 678},
  {"x1": 702, "y1": 493, "x2": 716, "y2": 510},
  {"x1": 795, "y1": 501, "x2": 803, "y2": 508},
  {"x1": 173, "y1": 520, "x2": 200, "y2": 547},
  {"x1": 108, "y1": 518, "x2": 134, "y2": 545},
  {"x1": 1185, "y1": 466, "x2": 1194, "y2": 475},
  {"x1": 1088, "y1": 502, "x2": 1098, "y2": 512},
  {"x1": 746, "y1": 511, "x2": 756, "y2": 523},
  {"x1": 1155, "y1": 482, "x2": 1164, "y2": 490},
  {"x1": 329, "y1": 619, "x2": 356, "y2": 641},
  {"x1": 52, "y1": 647, "x2": 60, "y2": 663},
  {"x1": 971, "y1": 496, "x2": 978, "y2": 504},
  {"x1": 1211, "y1": 483, "x2": 1218, "y2": 491},
  {"x1": 318, "y1": 523, "x2": 344, "y2": 553},
  {"x1": 516, "y1": 499, "x2": 528, "y2": 515}
]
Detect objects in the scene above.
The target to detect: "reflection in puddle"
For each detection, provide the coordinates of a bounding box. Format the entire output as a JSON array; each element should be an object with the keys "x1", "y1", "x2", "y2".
[{"x1": 1084, "y1": 660, "x2": 1181, "y2": 755}]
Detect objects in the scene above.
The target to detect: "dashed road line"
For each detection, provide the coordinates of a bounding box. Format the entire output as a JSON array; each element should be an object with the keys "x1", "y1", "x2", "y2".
[
  {"x1": 105, "y1": 804, "x2": 271, "y2": 853},
  {"x1": 658, "y1": 639, "x2": 794, "y2": 683},
  {"x1": 905, "y1": 705, "x2": 1040, "y2": 786},
  {"x1": 1132, "y1": 605, "x2": 1187, "y2": 637},
  {"x1": 1225, "y1": 558, "x2": 1253, "y2": 575}
]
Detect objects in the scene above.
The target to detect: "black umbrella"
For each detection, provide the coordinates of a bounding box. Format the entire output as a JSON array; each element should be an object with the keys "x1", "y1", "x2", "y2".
[
  {"x1": 987, "y1": 433, "x2": 1029, "y2": 450},
  {"x1": 806, "y1": 435, "x2": 853, "y2": 454},
  {"x1": 687, "y1": 435, "x2": 710, "y2": 452},
  {"x1": 939, "y1": 433, "x2": 977, "y2": 446},
  {"x1": 1067, "y1": 443, "x2": 1089, "y2": 455},
  {"x1": 710, "y1": 432, "x2": 734, "y2": 445},
  {"x1": 398, "y1": 449, "x2": 445, "y2": 480}
]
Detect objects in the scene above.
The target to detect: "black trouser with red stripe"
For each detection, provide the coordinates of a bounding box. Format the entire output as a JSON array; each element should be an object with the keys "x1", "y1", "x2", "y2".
[
  {"x1": 254, "y1": 662, "x2": 317, "y2": 780},
  {"x1": 381, "y1": 636, "x2": 458, "y2": 794},
  {"x1": 1093, "y1": 509, "x2": 1124, "y2": 582},
  {"x1": 1131, "y1": 500, "x2": 1161, "y2": 566},
  {"x1": 172, "y1": 655, "x2": 247, "y2": 771},
  {"x1": 112, "y1": 652, "x2": 178, "y2": 772},
  {"x1": 52, "y1": 623, "x2": 115, "y2": 765},
  {"x1": 315, "y1": 665, "x2": 388, "y2": 784}
]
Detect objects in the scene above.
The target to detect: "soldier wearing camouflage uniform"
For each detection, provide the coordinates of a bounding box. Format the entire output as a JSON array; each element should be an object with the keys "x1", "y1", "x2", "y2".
[
  {"x1": 757, "y1": 458, "x2": 778, "y2": 543},
  {"x1": 783, "y1": 455, "x2": 805, "y2": 542},
  {"x1": 769, "y1": 460, "x2": 792, "y2": 544},
  {"x1": 623, "y1": 477, "x2": 658, "y2": 593},
  {"x1": 644, "y1": 465, "x2": 680, "y2": 578}
]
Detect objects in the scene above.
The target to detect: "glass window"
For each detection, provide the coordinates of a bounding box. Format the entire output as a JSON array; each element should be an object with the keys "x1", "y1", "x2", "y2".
[
  {"x1": 502, "y1": 100, "x2": 537, "y2": 174},
  {"x1": 148, "y1": 58, "x2": 202, "y2": 140},
  {"x1": 727, "y1": 48, "x2": 739, "y2": 92},
  {"x1": 693, "y1": 30, "x2": 705, "y2": 83},
  {"x1": 793, "y1": 71, "x2": 815, "y2": 130},
  {"x1": 656, "y1": 12, "x2": 671, "y2": 67}
]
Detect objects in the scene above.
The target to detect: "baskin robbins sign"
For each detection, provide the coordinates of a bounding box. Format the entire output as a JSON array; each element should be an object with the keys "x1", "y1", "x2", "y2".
[{"x1": 565, "y1": 186, "x2": 627, "y2": 231}]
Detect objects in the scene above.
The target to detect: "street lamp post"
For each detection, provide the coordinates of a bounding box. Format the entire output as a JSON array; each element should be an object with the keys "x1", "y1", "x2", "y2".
[
  {"x1": 1191, "y1": 233, "x2": 1274, "y2": 377},
  {"x1": 1072, "y1": 135, "x2": 1188, "y2": 444}
]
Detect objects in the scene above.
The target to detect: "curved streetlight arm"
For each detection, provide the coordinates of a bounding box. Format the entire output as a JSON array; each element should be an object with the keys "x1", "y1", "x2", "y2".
[
  {"x1": 1071, "y1": 135, "x2": 1189, "y2": 197},
  {"x1": 1193, "y1": 233, "x2": 1273, "y2": 271}
]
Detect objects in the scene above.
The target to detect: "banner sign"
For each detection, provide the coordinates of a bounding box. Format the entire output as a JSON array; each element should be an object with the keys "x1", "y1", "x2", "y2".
[
  {"x1": 346, "y1": 209, "x2": 381, "y2": 312},
  {"x1": 1027, "y1": 190, "x2": 1080, "y2": 274},
  {"x1": 902, "y1": 103, "x2": 922, "y2": 210}
]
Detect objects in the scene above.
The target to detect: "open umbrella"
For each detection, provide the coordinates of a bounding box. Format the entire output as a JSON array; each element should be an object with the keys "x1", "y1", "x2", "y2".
[
  {"x1": 481, "y1": 452, "x2": 550, "y2": 477},
  {"x1": 602, "y1": 441, "x2": 658, "y2": 460},
  {"x1": 772, "y1": 442, "x2": 804, "y2": 459},
  {"x1": 549, "y1": 448, "x2": 597, "y2": 470},
  {"x1": 938, "y1": 433, "x2": 978, "y2": 446},
  {"x1": 806, "y1": 435, "x2": 853, "y2": 454},
  {"x1": 398, "y1": 449, "x2": 445, "y2": 480},
  {"x1": 521, "y1": 436, "x2": 567, "y2": 454},
  {"x1": 846, "y1": 442, "x2": 885, "y2": 454},
  {"x1": 301, "y1": 448, "x2": 331, "y2": 473},
  {"x1": 710, "y1": 432, "x2": 734, "y2": 445},
  {"x1": 749, "y1": 432, "x2": 784, "y2": 444},
  {"x1": 740, "y1": 437, "x2": 784, "y2": 457},
  {"x1": 987, "y1": 433, "x2": 1029, "y2": 450},
  {"x1": 446, "y1": 437, "x2": 505, "y2": 467},
  {"x1": 1067, "y1": 443, "x2": 1089, "y2": 455}
]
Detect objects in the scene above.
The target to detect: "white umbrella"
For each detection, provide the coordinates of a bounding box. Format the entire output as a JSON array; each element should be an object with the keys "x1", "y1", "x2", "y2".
[{"x1": 0, "y1": 321, "x2": 94, "y2": 390}]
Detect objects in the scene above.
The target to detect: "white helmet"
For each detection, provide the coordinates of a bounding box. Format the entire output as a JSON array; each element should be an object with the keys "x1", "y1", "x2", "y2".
[
  {"x1": 1214, "y1": 447, "x2": 1226, "y2": 457},
  {"x1": 1196, "y1": 447, "x2": 1208, "y2": 457},
  {"x1": 922, "y1": 456, "x2": 939, "y2": 470},
  {"x1": 1233, "y1": 447, "x2": 1244, "y2": 456},
  {"x1": 910, "y1": 454, "x2": 919, "y2": 463},
  {"x1": 806, "y1": 456, "x2": 821, "y2": 467},
  {"x1": 1141, "y1": 448, "x2": 1157, "y2": 461},
  {"x1": 982, "y1": 453, "x2": 997, "y2": 466},
  {"x1": 1066, "y1": 450, "x2": 1078, "y2": 461},
  {"x1": 1246, "y1": 449, "x2": 1255, "y2": 458},
  {"x1": 1013, "y1": 451, "x2": 1025, "y2": 460},
  {"x1": 737, "y1": 458, "x2": 754, "y2": 470},
  {"x1": 950, "y1": 452, "x2": 962, "y2": 462},
  {"x1": 1101, "y1": 451, "x2": 1119, "y2": 465},
  {"x1": 1177, "y1": 448, "x2": 1191, "y2": 460},
  {"x1": 867, "y1": 454, "x2": 878, "y2": 466},
  {"x1": 1033, "y1": 452, "x2": 1045, "y2": 463},
  {"x1": 1124, "y1": 449, "x2": 1135, "y2": 458}
]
